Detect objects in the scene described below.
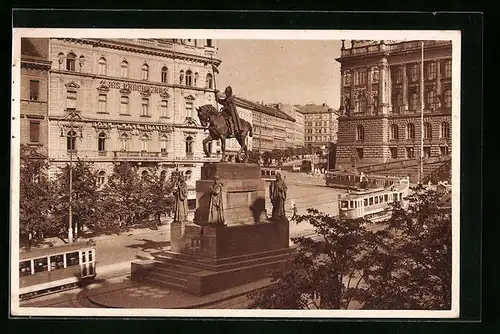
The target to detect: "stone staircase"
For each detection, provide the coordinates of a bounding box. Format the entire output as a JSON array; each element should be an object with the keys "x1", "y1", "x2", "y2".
[{"x1": 134, "y1": 247, "x2": 295, "y2": 294}]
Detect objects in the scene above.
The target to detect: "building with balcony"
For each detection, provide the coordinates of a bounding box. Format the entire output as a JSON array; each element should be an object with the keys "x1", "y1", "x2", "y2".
[
  {"x1": 20, "y1": 38, "x2": 51, "y2": 156},
  {"x1": 335, "y1": 40, "x2": 452, "y2": 170},
  {"x1": 238, "y1": 98, "x2": 296, "y2": 152},
  {"x1": 298, "y1": 103, "x2": 339, "y2": 151},
  {"x1": 47, "y1": 38, "x2": 221, "y2": 202},
  {"x1": 270, "y1": 103, "x2": 305, "y2": 149}
]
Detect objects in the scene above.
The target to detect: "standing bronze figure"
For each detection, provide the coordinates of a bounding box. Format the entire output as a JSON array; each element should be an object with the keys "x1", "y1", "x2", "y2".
[
  {"x1": 269, "y1": 172, "x2": 288, "y2": 221},
  {"x1": 207, "y1": 176, "x2": 225, "y2": 225},
  {"x1": 215, "y1": 86, "x2": 243, "y2": 137},
  {"x1": 173, "y1": 176, "x2": 188, "y2": 223}
]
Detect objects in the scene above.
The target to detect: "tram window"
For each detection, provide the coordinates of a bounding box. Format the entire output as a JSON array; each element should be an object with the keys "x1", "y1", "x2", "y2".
[
  {"x1": 66, "y1": 252, "x2": 79, "y2": 267},
  {"x1": 375, "y1": 197, "x2": 379, "y2": 204},
  {"x1": 399, "y1": 193, "x2": 402, "y2": 200},
  {"x1": 89, "y1": 251, "x2": 93, "y2": 262},
  {"x1": 379, "y1": 195, "x2": 383, "y2": 202},
  {"x1": 384, "y1": 194, "x2": 388, "y2": 202},
  {"x1": 19, "y1": 260, "x2": 32, "y2": 276},
  {"x1": 364, "y1": 198, "x2": 368, "y2": 206},
  {"x1": 349, "y1": 201, "x2": 353, "y2": 208},
  {"x1": 34, "y1": 257, "x2": 48, "y2": 273},
  {"x1": 341, "y1": 201, "x2": 348, "y2": 209},
  {"x1": 50, "y1": 254, "x2": 65, "y2": 271},
  {"x1": 81, "y1": 252, "x2": 86, "y2": 263},
  {"x1": 369, "y1": 197, "x2": 373, "y2": 205}
]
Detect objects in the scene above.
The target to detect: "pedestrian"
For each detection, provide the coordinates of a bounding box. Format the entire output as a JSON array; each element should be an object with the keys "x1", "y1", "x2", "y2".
[{"x1": 291, "y1": 201, "x2": 298, "y2": 219}]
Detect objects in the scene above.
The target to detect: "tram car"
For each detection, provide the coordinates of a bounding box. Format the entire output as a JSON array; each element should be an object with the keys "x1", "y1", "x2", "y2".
[
  {"x1": 261, "y1": 166, "x2": 281, "y2": 181},
  {"x1": 326, "y1": 171, "x2": 405, "y2": 190},
  {"x1": 19, "y1": 241, "x2": 97, "y2": 300},
  {"x1": 338, "y1": 177, "x2": 410, "y2": 222}
]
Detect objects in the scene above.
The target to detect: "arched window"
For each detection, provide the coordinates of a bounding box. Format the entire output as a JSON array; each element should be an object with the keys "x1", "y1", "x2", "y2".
[
  {"x1": 141, "y1": 63, "x2": 149, "y2": 80},
  {"x1": 356, "y1": 125, "x2": 365, "y2": 141},
  {"x1": 161, "y1": 66, "x2": 168, "y2": 83},
  {"x1": 444, "y1": 90, "x2": 452, "y2": 108},
  {"x1": 441, "y1": 122, "x2": 450, "y2": 138},
  {"x1": 185, "y1": 70, "x2": 193, "y2": 86},
  {"x1": 425, "y1": 90, "x2": 436, "y2": 110},
  {"x1": 390, "y1": 124, "x2": 399, "y2": 140},
  {"x1": 185, "y1": 170, "x2": 193, "y2": 181},
  {"x1": 97, "y1": 171, "x2": 106, "y2": 185},
  {"x1": 185, "y1": 136, "x2": 193, "y2": 155},
  {"x1": 79, "y1": 56, "x2": 85, "y2": 71},
  {"x1": 98, "y1": 57, "x2": 107, "y2": 75},
  {"x1": 160, "y1": 135, "x2": 170, "y2": 156},
  {"x1": 160, "y1": 99, "x2": 169, "y2": 118},
  {"x1": 141, "y1": 98, "x2": 149, "y2": 116},
  {"x1": 66, "y1": 130, "x2": 77, "y2": 151},
  {"x1": 120, "y1": 133, "x2": 129, "y2": 151},
  {"x1": 58, "y1": 53, "x2": 65, "y2": 70},
  {"x1": 406, "y1": 123, "x2": 415, "y2": 140},
  {"x1": 194, "y1": 72, "x2": 199, "y2": 86},
  {"x1": 98, "y1": 132, "x2": 106, "y2": 152},
  {"x1": 206, "y1": 73, "x2": 213, "y2": 88},
  {"x1": 141, "y1": 134, "x2": 149, "y2": 152},
  {"x1": 410, "y1": 92, "x2": 419, "y2": 111},
  {"x1": 121, "y1": 60, "x2": 128, "y2": 77},
  {"x1": 66, "y1": 53, "x2": 76, "y2": 71},
  {"x1": 424, "y1": 122, "x2": 432, "y2": 139}
]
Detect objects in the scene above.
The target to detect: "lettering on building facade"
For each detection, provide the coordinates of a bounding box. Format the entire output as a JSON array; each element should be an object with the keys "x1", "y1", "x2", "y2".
[
  {"x1": 99, "y1": 79, "x2": 169, "y2": 95},
  {"x1": 92, "y1": 121, "x2": 174, "y2": 132}
]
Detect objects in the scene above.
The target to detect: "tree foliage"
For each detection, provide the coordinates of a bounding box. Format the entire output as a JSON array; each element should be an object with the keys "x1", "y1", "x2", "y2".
[
  {"x1": 249, "y1": 187, "x2": 452, "y2": 310},
  {"x1": 19, "y1": 145, "x2": 56, "y2": 247}
]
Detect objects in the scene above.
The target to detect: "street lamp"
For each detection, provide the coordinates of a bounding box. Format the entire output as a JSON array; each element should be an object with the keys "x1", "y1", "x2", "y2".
[{"x1": 57, "y1": 109, "x2": 83, "y2": 244}]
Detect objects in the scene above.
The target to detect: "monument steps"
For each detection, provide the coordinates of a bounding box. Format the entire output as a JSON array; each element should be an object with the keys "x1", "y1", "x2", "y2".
[
  {"x1": 146, "y1": 271, "x2": 188, "y2": 286},
  {"x1": 141, "y1": 275, "x2": 187, "y2": 291},
  {"x1": 154, "y1": 265, "x2": 197, "y2": 278}
]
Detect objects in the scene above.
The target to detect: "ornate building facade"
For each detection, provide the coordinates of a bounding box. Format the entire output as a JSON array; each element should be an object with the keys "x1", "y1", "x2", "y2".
[
  {"x1": 47, "y1": 38, "x2": 221, "y2": 204},
  {"x1": 20, "y1": 38, "x2": 51, "y2": 156},
  {"x1": 336, "y1": 40, "x2": 452, "y2": 169},
  {"x1": 299, "y1": 103, "x2": 339, "y2": 151}
]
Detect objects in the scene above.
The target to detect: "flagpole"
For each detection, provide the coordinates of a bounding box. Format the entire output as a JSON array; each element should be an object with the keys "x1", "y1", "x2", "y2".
[
  {"x1": 419, "y1": 40, "x2": 424, "y2": 184},
  {"x1": 210, "y1": 55, "x2": 219, "y2": 111}
]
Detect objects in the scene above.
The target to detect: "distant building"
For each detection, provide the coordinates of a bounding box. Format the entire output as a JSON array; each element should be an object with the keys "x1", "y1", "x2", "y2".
[
  {"x1": 274, "y1": 103, "x2": 305, "y2": 149},
  {"x1": 20, "y1": 38, "x2": 51, "y2": 156},
  {"x1": 237, "y1": 98, "x2": 295, "y2": 152},
  {"x1": 335, "y1": 40, "x2": 452, "y2": 169},
  {"x1": 297, "y1": 103, "x2": 339, "y2": 151}
]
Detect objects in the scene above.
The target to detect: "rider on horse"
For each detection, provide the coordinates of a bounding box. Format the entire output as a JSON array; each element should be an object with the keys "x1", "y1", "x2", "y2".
[{"x1": 215, "y1": 86, "x2": 243, "y2": 137}]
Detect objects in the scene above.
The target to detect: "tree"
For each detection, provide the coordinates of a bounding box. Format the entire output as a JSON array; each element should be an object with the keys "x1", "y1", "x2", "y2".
[
  {"x1": 141, "y1": 166, "x2": 176, "y2": 229},
  {"x1": 249, "y1": 187, "x2": 452, "y2": 310},
  {"x1": 249, "y1": 209, "x2": 383, "y2": 309},
  {"x1": 19, "y1": 145, "x2": 57, "y2": 247},
  {"x1": 359, "y1": 186, "x2": 452, "y2": 310},
  {"x1": 100, "y1": 162, "x2": 146, "y2": 230},
  {"x1": 52, "y1": 158, "x2": 103, "y2": 240}
]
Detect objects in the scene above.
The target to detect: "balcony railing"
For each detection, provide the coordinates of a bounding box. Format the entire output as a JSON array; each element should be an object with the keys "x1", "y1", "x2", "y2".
[
  {"x1": 341, "y1": 40, "x2": 451, "y2": 57},
  {"x1": 112, "y1": 151, "x2": 162, "y2": 159}
]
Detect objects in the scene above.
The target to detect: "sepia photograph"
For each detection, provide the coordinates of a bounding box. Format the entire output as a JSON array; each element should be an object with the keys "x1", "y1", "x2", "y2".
[{"x1": 10, "y1": 28, "x2": 461, "y2": 318}]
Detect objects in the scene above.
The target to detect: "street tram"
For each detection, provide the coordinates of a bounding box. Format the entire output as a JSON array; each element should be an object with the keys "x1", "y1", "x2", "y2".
[
  {"x1": 338, "y1": 176, "x2": 410, "y2": 222},
  {"x1": 261, "y1": 166, "x2": 281, "y2": 181},
  {"x1": 326, "y1": 171, "x2": 405, "y2": 190},
  {"x1": 19, "y1": 241, "x2": 97, "y2": 300}
]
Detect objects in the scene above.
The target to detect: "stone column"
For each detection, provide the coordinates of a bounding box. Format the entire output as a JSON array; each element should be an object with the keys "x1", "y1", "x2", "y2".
[
  {"x1": 402, "y1": 65, "x2": 408, "y2": 113},
  {"x1": 350, "y1": 70, "x2": 355, "y2": 116},
  {"x1": 367, "y1": 68, "x2": 373, "y2": 115},
  {"x1": 378, "y1": 58, "x2": 389, "y2": 115}
]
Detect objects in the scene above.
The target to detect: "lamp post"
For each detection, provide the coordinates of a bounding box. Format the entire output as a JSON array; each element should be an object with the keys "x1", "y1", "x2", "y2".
[{"x1": 57, "y1": 109, "x2": 82, "y2": 244}]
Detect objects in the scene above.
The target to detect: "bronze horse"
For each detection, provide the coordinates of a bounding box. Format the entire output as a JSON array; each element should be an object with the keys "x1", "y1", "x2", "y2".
[{"x1": 196, "y1": 104, "x2": 253, "y2": 162}]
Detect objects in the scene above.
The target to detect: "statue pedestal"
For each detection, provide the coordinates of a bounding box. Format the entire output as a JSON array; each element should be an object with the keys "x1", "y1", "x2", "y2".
[
  {"x1": 194, "y1": 163, "x2": 267, "y2": 225},
  {"x1": 131, "y1": 163, "x2": 294, "y2": 296}
]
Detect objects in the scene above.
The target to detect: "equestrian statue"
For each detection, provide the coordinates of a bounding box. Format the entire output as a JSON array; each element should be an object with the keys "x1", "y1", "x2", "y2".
[{"x1": 196, "y1": 85, "x2": 253, "y2": 163}]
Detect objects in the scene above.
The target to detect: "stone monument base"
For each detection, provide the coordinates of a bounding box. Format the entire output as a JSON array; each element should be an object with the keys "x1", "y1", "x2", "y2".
[{"x1": 131, "y1": 219, "x2": 294, "y2": 296}]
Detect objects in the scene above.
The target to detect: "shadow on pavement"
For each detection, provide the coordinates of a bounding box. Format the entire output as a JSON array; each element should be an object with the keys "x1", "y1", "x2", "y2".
[{"x1": 125, "y1": 238, "x2": 171, "y2": 252}]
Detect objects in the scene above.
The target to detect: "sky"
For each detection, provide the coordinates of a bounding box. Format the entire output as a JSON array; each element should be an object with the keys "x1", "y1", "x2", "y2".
[{"x1": 216, "y1": 40, "x2": 342, "y2": 109}]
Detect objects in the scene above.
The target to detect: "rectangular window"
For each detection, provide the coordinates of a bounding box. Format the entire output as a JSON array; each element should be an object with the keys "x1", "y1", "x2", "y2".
[
  {"x1": 408, "y1": 64, "x2": 420, "y2": 82},
  {"x1": 406, "y1": 147, "x2": 415, "y2": 159},
  {"x1": 423, "y1": 146, "x2": 431, "y2": 158},
  {"x1": 426, "y1": 62, "x2": 437, "y2": 80},
  {"x1": 30, "y1": 80, "x2": 39, "y2": 101},
  {"x1": 160, "y1": 100, "x2": 169, "y2": 117},
  {"x1": 141, "y1": 98, "x2": 149, "y2": 116},
  {"x1": 444, "y1": 60, "x2": 452, "y2": 78},
  {"x1": 384, "y1": 194, "x2": 388, "y2": 202},
  {"x1": 186, "y1": 102, "x2": 194, "y2": 118},
  {"x1": 29, "y1": 121, "x2": 40, "y2": 143},
  {"x1": 19, "y1": 260, "x2": 32, "y2": 276},
  {"x1": 67, "y1": 91, "x2": 76, "y2": 109},
  {"x1": 120, "y1": 96, "x2": 129, "y2": 114},
  {"x1": 66, "y1": 252, "x2": 79, "y2": 267},
  {"x1": 50, "y1": 254, "x2": 65, "y2": 271},
  {"x1": 375, "y1": 196, "x2": 379, "y2": 204},
  {"x1": 440, "y1": 146, "x2": 449, "y2": 156},
  {"x1": 390, "y1": 147, "x2": 398, "y2": 159},
  {"x1": 409, "y1": 93, "x2": 419, "y2": 111},
  {"x1": 369, "y1": 197, "x2": 373, "y2": 205},
  {"x1": 34, "y1": 257, "x2": 48, "y2": 273},
  {"x1": 392, "y1": 67, "x2": 402, "y2": 83},
  {"x1": 98, "y1": 94, "x2": 107, "y2": 113},
  {"x1": 356, "y1": 147, "x2": 364, "y2": 159},
  {"x1": 354, "y1": 69, "x2": 368, "y2": 85}
]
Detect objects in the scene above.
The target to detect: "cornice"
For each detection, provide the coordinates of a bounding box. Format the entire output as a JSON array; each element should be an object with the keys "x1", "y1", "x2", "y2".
[{"x1": 56, "y1": 38, "x2": 222, "y2": 66}]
